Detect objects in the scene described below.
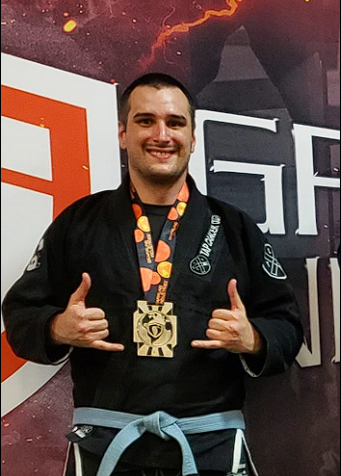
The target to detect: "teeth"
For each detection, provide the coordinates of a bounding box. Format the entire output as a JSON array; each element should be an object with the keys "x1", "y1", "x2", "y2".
[{"x1": 148, "y1": 150, "x2": 174, "y2": 158}]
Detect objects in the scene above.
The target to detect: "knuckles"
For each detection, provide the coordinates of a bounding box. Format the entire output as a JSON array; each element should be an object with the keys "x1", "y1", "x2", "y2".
[
  {"x1": 77, "y1": 327, "x2": 110, "y2": 345},
  {"x1": 77, "y1": 322, "x2": 89, "y2": 334},
  {"x1": 206, "y1": 324, "x2": 240, "y2": 341}
]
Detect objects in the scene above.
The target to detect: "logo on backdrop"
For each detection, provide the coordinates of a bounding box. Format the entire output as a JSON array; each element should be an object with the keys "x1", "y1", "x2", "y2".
[{"x1": 1, "y1": 53, "x2": 120, "y2": 417}]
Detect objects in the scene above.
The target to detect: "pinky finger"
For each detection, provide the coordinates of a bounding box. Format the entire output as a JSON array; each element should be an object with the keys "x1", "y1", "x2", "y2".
[
  {"x1": 191, "y1": 339, "x2": 224, "y2": 349},
  {"x1": 90, "y1": 341, "x2": 125, "y2": 352}
]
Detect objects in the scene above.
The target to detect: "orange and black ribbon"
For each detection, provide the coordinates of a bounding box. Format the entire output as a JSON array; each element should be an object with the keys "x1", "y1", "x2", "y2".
[{"x1": 131, "y1": 182, "x2": 190, "y2": 305}]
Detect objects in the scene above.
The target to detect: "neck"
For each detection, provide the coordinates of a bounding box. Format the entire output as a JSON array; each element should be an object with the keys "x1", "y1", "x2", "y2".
[{"x1": 129, "y1": 169, "x2": 188, "y2": 205}]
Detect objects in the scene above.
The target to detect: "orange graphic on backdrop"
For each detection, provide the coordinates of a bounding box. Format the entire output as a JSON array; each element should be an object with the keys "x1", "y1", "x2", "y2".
[
  {"x1": 1, "y1": 86, "x2": 91, "y2": 219},
  {"x1": 144, "y1": 0, "x2": 243, "y2": 67},
  {"x1": 1, "y1": 86, "x2": 91, "y2": 383},
  {"x1": 144, "y1": 0, "x2": 311, "y2": 67}
]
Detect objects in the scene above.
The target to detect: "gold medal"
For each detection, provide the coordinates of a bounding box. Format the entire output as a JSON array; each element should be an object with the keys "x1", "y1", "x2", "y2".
[
  {"x1": 133, "y1": 301, "x2": 177, "y2": 358},
  {"x1": 131, "y1": 181, "x2": 189, "y2": 359}
]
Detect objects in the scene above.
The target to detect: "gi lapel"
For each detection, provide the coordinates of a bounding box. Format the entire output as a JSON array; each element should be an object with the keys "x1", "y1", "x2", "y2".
[
  {"x1": 110, "y1": 174, "x2": 141, "y2": 283},
  {"x1": 168, "y1": 177, "x2": 213, "y2": 294}
]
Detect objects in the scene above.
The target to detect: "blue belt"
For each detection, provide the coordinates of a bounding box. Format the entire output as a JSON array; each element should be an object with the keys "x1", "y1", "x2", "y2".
[{"x1": 73, "y1": 407, "x2": 246, "y2": 476}]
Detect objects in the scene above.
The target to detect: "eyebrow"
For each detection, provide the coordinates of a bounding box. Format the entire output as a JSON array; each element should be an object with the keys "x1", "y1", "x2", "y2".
[{"x1": 133, "y1": 113, "x2": 188, "y2": 123}]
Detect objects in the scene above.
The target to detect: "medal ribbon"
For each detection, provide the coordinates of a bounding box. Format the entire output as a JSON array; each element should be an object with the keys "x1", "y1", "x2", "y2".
[{"x1": 131, "y1": 181, "x2": 190, "y2": 305}]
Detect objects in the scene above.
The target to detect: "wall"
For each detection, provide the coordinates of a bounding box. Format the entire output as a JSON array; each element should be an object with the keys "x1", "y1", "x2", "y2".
[{"x1": 1, "y1": 1, "x2": 340, "y2": 475}]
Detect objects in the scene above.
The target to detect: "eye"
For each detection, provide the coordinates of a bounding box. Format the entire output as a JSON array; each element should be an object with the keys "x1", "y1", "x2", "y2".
[
  {"x1": 168, "y1": 119, "x2": 185, "y2": 129},
  {"x1": 137, "y1": 118, "x2": 153, "y2": 126}
]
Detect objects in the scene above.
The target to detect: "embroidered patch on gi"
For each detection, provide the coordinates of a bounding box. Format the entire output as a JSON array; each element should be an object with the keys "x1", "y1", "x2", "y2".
[
  {"x1": 189, "y1": 214, "x2": 221, "y2": 276},
  {"x1": 262, "y1": 243, "x2": 287, "y2": 280},
  {"x1": 190, "y1": 255, "x2": 212, "y2": 276},
  {"x1": 26, "y1": 239, "x2": 44, "y2": 271},
  {"x1": 71, "y1": 425, "x2": 93, "y2": 439}
]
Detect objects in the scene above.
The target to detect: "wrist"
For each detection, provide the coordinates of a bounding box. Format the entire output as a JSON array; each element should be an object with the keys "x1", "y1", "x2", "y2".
[
  {"x1": 49, "y1": 313, "x2": 66, "y2": 346},
  {"x1": 249, "y1": 326, "x2": 264, "y2": 356}
]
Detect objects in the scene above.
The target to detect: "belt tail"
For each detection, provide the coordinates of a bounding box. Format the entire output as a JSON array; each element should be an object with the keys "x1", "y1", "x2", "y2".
[
  {"x1": 164, "y1": 423, "x2": 199, "y2": 476},
  {"x1": 96, "y1": 421, "x2": 145, "y2": 476}
]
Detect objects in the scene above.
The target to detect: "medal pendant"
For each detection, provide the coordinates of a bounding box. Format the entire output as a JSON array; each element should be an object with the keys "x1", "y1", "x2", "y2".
[{"x1": 133, "y1": 301, "x2": 177, "y2": 358}]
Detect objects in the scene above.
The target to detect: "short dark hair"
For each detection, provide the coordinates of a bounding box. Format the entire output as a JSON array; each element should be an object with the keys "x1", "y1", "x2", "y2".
[{"x1": 118, "y1": 73, "x2": 196, "y2": 130}]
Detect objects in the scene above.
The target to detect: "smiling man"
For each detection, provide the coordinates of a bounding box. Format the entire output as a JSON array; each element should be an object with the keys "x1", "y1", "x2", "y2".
[
  {"x1": 2, "y1": 74, "x2": 303, "y2": 476},
  {"x1": 119, "y1": 76, "x2": 196, "y2": 201}
]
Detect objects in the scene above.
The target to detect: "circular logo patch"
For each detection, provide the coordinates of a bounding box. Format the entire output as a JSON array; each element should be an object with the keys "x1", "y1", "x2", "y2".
[{"x1": 190, "y1": 255, "x2": 212, "y2": 276}]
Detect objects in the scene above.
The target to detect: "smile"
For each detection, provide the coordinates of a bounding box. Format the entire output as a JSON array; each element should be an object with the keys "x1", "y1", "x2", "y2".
[{"x1": 146, "y1": 148, "x2": 177, "y2": 160}]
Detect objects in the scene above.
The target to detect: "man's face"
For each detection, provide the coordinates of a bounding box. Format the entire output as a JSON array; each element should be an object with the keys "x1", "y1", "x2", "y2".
[{"x1": 119, "y1": 86, "x2": 196, "y2": 185}]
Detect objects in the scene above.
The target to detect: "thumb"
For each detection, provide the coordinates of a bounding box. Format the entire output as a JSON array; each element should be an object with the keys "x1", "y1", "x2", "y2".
[
  {"x1": 227, "y1": 279, "x2": 244, "y2": 311},
  {"x1": 70, "y1": 272, "x2": 91, "y2": 305}
]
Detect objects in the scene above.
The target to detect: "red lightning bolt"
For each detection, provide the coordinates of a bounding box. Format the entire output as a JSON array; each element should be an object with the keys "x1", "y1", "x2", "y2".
[{"x1": 143, "y1": 0, "x2": 243, "y2": 67}]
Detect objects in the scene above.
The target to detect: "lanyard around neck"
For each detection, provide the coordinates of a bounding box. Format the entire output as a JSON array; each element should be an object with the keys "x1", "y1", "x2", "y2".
[{"x1": 131, "y1": 181, "x2": 190, "y2": 305}]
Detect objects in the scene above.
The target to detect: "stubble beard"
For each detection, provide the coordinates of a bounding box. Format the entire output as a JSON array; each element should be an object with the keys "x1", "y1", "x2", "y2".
[{"x1": 130, "y1": 157, "x2": 190, "y2": 187}]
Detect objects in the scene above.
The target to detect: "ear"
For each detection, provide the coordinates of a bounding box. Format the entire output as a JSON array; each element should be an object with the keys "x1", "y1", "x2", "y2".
[
  {"x1": 190, "y1": 133, "x2": 196, "y2": 154},
  {"x1": 119, "y1": 122, "x2": 127, "y2": 150}
]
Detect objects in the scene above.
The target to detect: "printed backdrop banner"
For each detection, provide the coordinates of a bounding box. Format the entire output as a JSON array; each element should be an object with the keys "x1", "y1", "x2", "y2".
[{"x1": 1, "y1": 1, "x2": 340, "y2": 475}]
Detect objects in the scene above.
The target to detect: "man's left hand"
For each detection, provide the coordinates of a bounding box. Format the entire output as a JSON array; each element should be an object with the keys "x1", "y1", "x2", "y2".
[{"x1": 191, "y1": 279, "x2": 263, "y2": 355}]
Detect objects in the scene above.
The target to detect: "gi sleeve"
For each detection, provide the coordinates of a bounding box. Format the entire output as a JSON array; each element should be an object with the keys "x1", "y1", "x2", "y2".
[
  {"x1": 2, "y1": 213, "x2": 73, "y2": 365},
  {"x1": 238, "y1": 212, "x2": 304, "y2": 377}
]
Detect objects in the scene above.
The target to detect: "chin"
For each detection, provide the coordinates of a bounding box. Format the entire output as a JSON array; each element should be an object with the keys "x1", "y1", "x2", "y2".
[
  {"x1": 138, "y1": 163, "x2": 188, "y2": 185},
  {"x1": 147, "y1": 168, "x2": 186, "y2": 185}
]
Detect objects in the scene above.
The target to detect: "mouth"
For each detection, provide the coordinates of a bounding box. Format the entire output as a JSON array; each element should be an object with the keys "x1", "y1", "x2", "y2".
[{"x1": 145, "y1": 147, "x2": 177, "y2": 161}]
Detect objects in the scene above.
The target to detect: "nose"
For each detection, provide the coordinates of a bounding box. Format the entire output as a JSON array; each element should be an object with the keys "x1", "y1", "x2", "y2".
[{"x1": 153, "y1": 121, "x2": 170, "y2": 143}]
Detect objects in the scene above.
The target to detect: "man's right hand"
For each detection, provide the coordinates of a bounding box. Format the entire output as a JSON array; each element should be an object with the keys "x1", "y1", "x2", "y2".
[{"x1": 50, "y1": 273, "x2": 125, "y2": 352}]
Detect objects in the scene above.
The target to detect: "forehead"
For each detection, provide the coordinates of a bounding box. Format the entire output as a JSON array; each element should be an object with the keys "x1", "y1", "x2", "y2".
[{"x1": 128, "y1": 86, "x2": 191, "y2": 119}]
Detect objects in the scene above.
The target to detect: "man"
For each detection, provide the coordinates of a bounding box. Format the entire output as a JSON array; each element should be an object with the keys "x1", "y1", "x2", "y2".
[{"x1": 2, "y1": 73, "x2": 303, "y2": 476}]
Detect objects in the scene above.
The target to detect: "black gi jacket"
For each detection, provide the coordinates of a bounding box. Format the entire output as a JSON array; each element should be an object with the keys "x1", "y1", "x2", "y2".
[{"x1": 2, "y1": 176, "x2": 303, "y2": 471}]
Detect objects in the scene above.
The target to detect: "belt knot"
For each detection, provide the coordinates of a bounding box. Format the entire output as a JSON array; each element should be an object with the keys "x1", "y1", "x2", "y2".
[{"x1": 140, "y1": 411, "x2": 177, "y2": 439}]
